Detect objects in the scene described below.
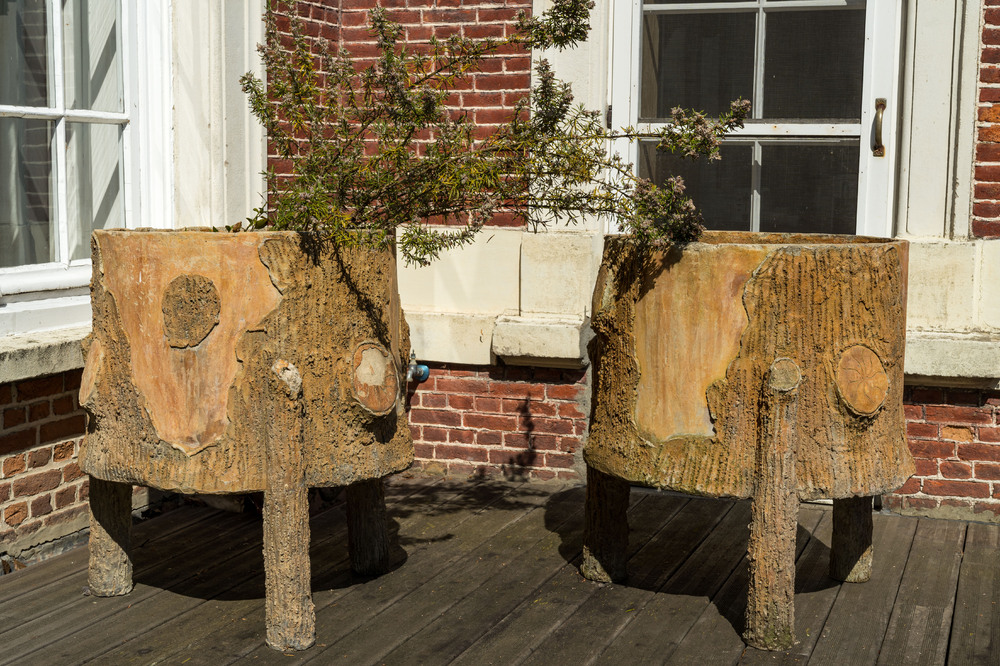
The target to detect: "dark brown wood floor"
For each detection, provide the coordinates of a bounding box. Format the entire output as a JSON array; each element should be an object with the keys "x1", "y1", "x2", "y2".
[{"x1": 0, "y1": 476, "x2": 997, "y2": 665}]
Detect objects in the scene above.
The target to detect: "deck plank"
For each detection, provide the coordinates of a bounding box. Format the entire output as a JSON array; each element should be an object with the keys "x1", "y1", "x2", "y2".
[
  {"x1": 673, "y1": 505, "x2": 827, "y2": 666},
  {"x1": 876, "y1": 518, "x2": 967, "y2": 666},
  {"x1": 807, "y1": 512, "x2": 919, "y2": 665},
  {"x1": 115, "y1": 478, "x2": 512, "y2": 665},
  {"x1": 947, "y1": 521, "x2": 1000, "y2": 666},
  {"x1": 524, "y1": 496, "x2": 737, "y2": 666},
  {"x1": 449, "y1": 492, "x2": 690, "y2": 666},
  {"x1": 0, "y1": 478, "x2": 993, "y2": 666},
  {"x1": 591, "y1": 500, "x2": 753, "y2": 665}
]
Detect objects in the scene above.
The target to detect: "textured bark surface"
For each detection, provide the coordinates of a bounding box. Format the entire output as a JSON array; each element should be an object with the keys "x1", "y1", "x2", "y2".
[
  {"x1": 830, "y1": 496, "x2": 874, "y2": 583},
  {"x1": 346, "y1": 478, "x2": 391, "y2": 576},
  {"x1": 744, "y1": 360, "x2": 801, "y2": 650},
  {"x1": 87, "y1": 477, "x2": 133, "y2": 597},
  {"x1": 580, "y1": 465, "x2": 631, "y2": 583},
  {"x1": 263, "y1": 359, "x2": 315, "y2": 651},
  {"x1": 79, "y1": 230, "x2": 413, "y2": 493},
  {"x1": 585, "y1": 232, "x2": 914, "y2": 500}
]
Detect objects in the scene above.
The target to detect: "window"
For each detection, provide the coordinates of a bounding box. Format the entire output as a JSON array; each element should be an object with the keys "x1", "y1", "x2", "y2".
[
  {"x1": 0, "y1": 0, "x2": 170, "y2": 335},
  {"x1": 610, "y1": 0, "x2": 902, "y2": 236}
]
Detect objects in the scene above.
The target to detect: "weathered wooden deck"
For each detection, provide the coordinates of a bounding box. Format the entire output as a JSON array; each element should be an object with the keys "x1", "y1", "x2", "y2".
[{"x1": 0, "y1": 476, "x2": 997, "y2": 665}]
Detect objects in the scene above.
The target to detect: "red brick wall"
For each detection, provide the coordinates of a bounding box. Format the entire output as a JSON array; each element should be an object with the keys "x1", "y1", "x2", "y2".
[
  {"x1": 886, "y1": 386, "x2": 1000, "y2": 521},
  {"x1": 408, "y1": 364, "x2": 587, "y2": 480},
  {"x1": 975, "y1": 2, "x2": 1000, "y2": 238},
  {"x1": 0, "y1": 371, "x2": 90, "y2": 558},
  {"x1": 268, "y1": 0, "x2": 531, "y2": 229}
]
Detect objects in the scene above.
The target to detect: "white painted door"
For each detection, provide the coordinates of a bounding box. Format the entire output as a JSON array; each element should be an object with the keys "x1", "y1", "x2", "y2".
[{"x1": 610, "y1": 0, "x2": 903, "y2": 237}]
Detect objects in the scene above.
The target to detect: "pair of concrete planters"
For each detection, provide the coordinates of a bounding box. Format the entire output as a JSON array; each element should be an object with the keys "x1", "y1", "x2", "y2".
[{"x1": 79, "y1": 228, "x2": 913, "y2": 651}]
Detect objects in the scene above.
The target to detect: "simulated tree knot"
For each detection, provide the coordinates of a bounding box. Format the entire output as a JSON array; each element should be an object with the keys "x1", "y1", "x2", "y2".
[{"x1": 271, "y1": 360, "x2": 303, "y2": 399}]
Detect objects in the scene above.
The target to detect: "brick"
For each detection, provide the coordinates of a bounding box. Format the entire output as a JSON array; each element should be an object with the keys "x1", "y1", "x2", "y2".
[
  {"x1": 421, "y1": 427, "x2": 448, "y2": 442},
  {"x1": 976, "y1": 462, "x2": 1000, "y2": 480},
  {"x1": 474, "y1": 397, "x2": 502, "y2": 413},
  {"x1": 940, "y1": 461, "x2": 973, "y2": 479},
  {"x1": 909, "y1": 439, "x2": 955, "y2": 459},
  {"x1": 895, "y1": 477, "x2": 920, "y2": 495},
  {"x1": 979, "y1": 426, "x2": 1000, "y2": 442},
  {"x1": 62, "y1": 462, "x2": 85, "y2": 482},
  {"x1": 982, "y1": 88, "x2": 1000, "y2": 103},
  {"x1": 4, "y1": 502, "x2": 27, "y2": 527},
  {"x1": 903, "y1": 404, "x2": 923, "y2": 420},
  {"x1": 0, "y1": 384, "x2": 11, "y2": 405},
  {"x1": 488, "y1": 382, "x2": 546, "y2": 400},
  {"x1": 463, "y1": 413, "x2": 519, "y2": 431},
  {"x1": 913, "y1": 459, "x2": 939, "y2": 476},
  {"x1": 0, "y1": 482, "x2": 9, "y2": 502},
  {"x1": 28, "y1": 447, "x2": 51, "y2": 468},
  {"x1": 941, "y1": 426, "x2": 974, "y2": 442},
  {"x1": 530, "y1": 417, "x2": 576, "y2": 436},
  {"x1": 973, "y1": 201, "x2": 1000, "y2": 218},
  {"x1": 975, "y1": 163, "x2": 1000, "y2": 181},
  {"x1": 908, "y1": 387, "x2": 946, "y2": 404},
  {"x1": 448, "y1": 394, "x2": 476, "y2": 410},
  {"x1": 409, "y1": 409, "x2": 462, "y2": 427},
  {"x1": 557, "y1": 402, "x2": 586, "y2": 419},
  {"x1": 435, "y1": 377, "x2": 489, "y2": 395},
  {"x1": 413, "y1": 442, "x2": 436, "y2": 459},
  {"x1": 543, "y1": 452, "x2": 575, "y2": 469},
  {"x1": 13, "y1": 469, "x2": 62, "y2": 497},
  {"x1": 55, "y1": 486, "x2": 77, "y2": 509},
  {"x1": 546, "y1": 384, "x2": 581, "y2": 400},
  {"x1": 985, "y1": 27, "x2": 1000, "y2": 46},
  {"x1": 419, "y1": 393, "x2": 447, "y2": 409},
  {"x1": 0, "y1": 428, "x2": 37, "y2": 456},
  {"x1": 52, "y1": 441, "x2": 75, "y2": 462},
  {"x1": 958, "y1": 443, "x2": 1000, "y2": 462},
  {"x1": 904, "y1": 496, "x2": 939, "y2": 510},
  {"x1": 435, "y1": 444, "x2": 488, "y2": 463},
  {"x1": 38, "y1": 414, "x2": 86, "y2": 444},
  {"x1": 3, "y1": 407, "x2": 26, "y2": 429},
  {"x1": 476, "y1": 73, "x2": 531, "y2": 91},
  {"x1": 449, "y1": 429, "x2": 475, "y2": 444},
  {"x1": 905, "y1": 422, "x2": 938, "y2": 439},
  {"x1": 972, "y1": 218, "x2": 1000, "y2": 238},
  {"x1": 922, "y1": 479, "x2": 990, "y2": 498},
  {"x1": 973, "y1": 501, "x2": 1000, "y2": 518},
  {"x1": 975, "y1": 182, "x2": 1000, "y2": 199},
  {"x1": 924, "y1": 405, "x2": 993, "y2": 425},
  {"x1": 30, "y1": 494, "x2": 52, "y2": 517},
  {"x1": 14, "y1": 375, "x2": 62, "y2": 401},
  {"x1": 27, "y1": 401, "x2": 50, "y2": 422},
  {"x1": 51, "y1": 395, "x2": 75, "y2": 416},
  {"x1": 79, "y1": 478, "x2": 89, "y2": 502},
  {"x1": 3, "y1": 454, "x2": 26, "y2": 478},
  {"x1": 476, "y1": 431, "x2": 502, "y2": 446}
]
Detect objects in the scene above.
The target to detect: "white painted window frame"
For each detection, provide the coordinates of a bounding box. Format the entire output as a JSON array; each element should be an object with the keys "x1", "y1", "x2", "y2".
[
  {"x1": 608, "y1": 0, "x2": 903, "y2": 237},
  {"x1": 0, "y1": 0, "x2": 172, "y2": 334}
]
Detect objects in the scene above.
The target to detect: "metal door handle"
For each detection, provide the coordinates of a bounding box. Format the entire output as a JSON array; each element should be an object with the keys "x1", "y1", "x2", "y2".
[{"x1": 872, "y1": 98, "x2": 886, "y2": 157}]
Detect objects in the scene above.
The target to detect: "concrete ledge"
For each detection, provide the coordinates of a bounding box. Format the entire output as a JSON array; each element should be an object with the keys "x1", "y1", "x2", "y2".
[
  {"x1": 404, "y1": 311, "x2": 496, "y2": 366},
  {"x1": 492, "y1": 315, "x2": 590, "y2": 369},
  {"x1": 0, "y1": 326, "x2": 90, "y2": 384},
  {"x1": 904, "y1": 331, "x2": 1000, "y2": 388}
]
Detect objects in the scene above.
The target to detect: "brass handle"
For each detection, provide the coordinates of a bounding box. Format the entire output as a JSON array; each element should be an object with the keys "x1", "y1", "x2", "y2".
[{"x1": 872, "y1": 98, "x2": 886, "y2": 157}]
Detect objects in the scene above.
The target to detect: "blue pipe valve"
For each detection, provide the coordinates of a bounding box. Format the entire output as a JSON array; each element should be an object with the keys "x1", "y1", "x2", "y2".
[{"x1": 406, "y1": 351, "x2": 430, "y2": 383}]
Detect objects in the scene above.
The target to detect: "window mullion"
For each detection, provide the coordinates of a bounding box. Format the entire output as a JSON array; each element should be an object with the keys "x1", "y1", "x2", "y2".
[
  {"x1": 751, "y1": 141, "x2": 761, "y2": 231},
  {"x1": 50, "y1": 0, "x2": 70, "y2": 267}
]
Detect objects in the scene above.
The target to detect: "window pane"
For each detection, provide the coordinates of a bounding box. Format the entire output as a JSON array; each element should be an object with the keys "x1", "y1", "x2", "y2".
[
  {"x1": 639, "y1": 141, "x2": 753, "y2": 231},
  {"x1": 759, "y1": 143, "x2": 858, "y2": 234},
  {"x1": 640, "y1": 12, "x2": 755, "y2": 120},
  {"x1": 66, "y1": 122, "x2": 123, "y2": 261},
  {"x1": 63, "y1": 0, "x2": 123, "y2": 112},
  {"x1": 0, "y1": 118, "x2": 55, "y2": 267},
  {"x1": 763, "y1": 10, "x2": 865, "y2": 120},
  {"x1": 0, "y1": 0, "x2": 51, "y2": 107}
]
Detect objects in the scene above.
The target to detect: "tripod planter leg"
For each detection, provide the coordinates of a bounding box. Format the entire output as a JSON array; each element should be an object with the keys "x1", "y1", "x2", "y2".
[
  {"x1": 581, "y1": 464, "x2": 630, "y2": 584},
  {"x1": 346, "y1": 478, "x2": 391, "y2": 576},
  {"x1": 263, "y1": 361, "x2": 315, "y2": 651},
  {"x1": 87, "y1": 476, "x2": 134, "y2": 596},
  {"x1": 830, "y1": 495, "x2": 873, "y2": 583},
  {"x1": 745, "y1": 359, "x2": 801, "y2": 651}
]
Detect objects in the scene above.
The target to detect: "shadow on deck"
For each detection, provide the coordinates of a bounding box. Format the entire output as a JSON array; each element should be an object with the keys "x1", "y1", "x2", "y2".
[{"x1": 0, "y1": 476, "x2": 996, "y2": 665}]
